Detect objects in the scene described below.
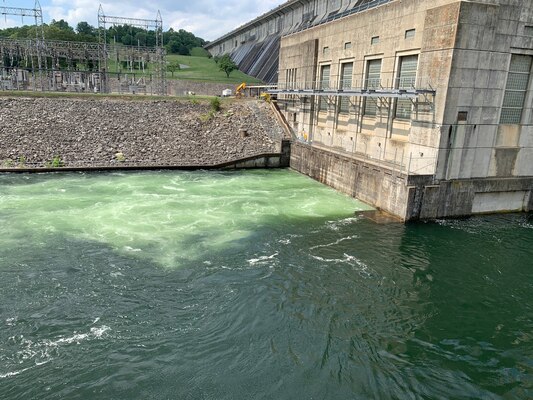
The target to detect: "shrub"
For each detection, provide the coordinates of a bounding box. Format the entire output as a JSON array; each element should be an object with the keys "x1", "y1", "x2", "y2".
[
  {"x1": 210, "y1": 97, "x2": 221, "y2": 112},
  {"x1": 51, "y1": 155, "x2": 64, "y2": 167},
  {"x1": 200, "y1": 110, "x2": 216, "y2": 122},
  {"x1": 44, "y1": 155, "x2": 64, "y2": 168}
]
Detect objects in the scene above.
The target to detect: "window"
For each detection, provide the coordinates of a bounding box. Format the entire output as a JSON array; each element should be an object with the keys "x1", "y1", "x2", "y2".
[
  {"x1": 371, "y1": 36, "x2": 380, "y2": 45},
  {"x1": 339, "y1": 62, "x2": 353, "y2": 114},
  {"x1": 525, "y1": 26, "x2": 533, "y2": 36},
  {"x1": 319, "y1": 65, "x2": 331, "y2": 111},
  {"x1": 323, "y1": 46, "x2": 330, "y2": 56},
  {"x1": 364, "y1": 59, "x2": 382, "y2": 116},
  {"x1": 395, "y1": 55, "x2": 418, "y2": 119},
  {"x1": 500, "y1": 54, "x2": 532, "y2": 124},
  {"x1": 405, "y1": 29, "x2": 416, "y2": 39},
  {"x1": 285, "y1": 68, "x2": 297, "y2": 90},
  {"x1": 344, "y1": 42, "x2": 352, "y2": 50}
]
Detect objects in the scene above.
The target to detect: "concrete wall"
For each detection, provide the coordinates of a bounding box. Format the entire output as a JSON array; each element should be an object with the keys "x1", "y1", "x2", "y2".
[
  {"x1": 290, "y1": 141, "x2": 533, "y2": 220},
  {"x1": 417, "y1": 177, "x2": 533, "y2": 219},
  {"x1": 277, "y1": 0, "x2": 465, "y2": 178},
  {"x1": 436, "y1": 0, "x2": 533, "y2": 182},
  {"x1": 291, "y1": 141, "x2": 416, "y2": 219},
  {"x1": 278, "y1": 0, "x2": 533, "y2": 219}
]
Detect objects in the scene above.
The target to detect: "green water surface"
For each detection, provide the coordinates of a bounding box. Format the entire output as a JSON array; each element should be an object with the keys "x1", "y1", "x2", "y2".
[{"x1": 0, "y1": 170, "x2": 531, "y2": 399}]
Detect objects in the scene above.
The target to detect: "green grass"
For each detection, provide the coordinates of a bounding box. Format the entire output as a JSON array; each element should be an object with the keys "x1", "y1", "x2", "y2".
[
  {"x1": 190, "y1": 47, "x2": 211, "y2": 57},
  {"x1": 103, "y1": 55, "x2": 263, "y2": 85},
  {"x1": 166, "y1": 55, "x2": 263, "y2": 85}
]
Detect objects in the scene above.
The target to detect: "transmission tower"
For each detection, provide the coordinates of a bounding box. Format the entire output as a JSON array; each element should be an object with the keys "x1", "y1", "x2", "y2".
[
  {"x1": 97, "y1": 5, "x2": 166, "y2": 95},
  {"x1": 0, "y1": 0, "x2": 45, "y2": 41}
]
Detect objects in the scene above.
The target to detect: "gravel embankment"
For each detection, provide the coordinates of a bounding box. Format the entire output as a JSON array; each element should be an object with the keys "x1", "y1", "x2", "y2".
[{"x1": 0, "y1": 97, "x2": 284, "y2": 168}]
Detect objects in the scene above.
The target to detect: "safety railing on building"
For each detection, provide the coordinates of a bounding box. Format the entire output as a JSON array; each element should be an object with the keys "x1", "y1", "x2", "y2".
[{"x1": 268, "y1": 77, "x2": 436, "y2": 99}]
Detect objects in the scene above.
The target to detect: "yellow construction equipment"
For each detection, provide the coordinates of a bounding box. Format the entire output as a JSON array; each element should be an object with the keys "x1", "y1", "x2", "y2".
[
  {"x1": 260, "y1": 92, "x2": 271, "y2": 103},
  {"x1": 235, "y1": 82, "x2": 246, "y2": 97}
]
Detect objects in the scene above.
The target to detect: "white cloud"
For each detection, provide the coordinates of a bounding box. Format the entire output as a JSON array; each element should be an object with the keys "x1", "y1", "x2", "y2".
[
  {"x1": 2, "y1": 0, "x2": 287, "y2": 40},
  {"x1": 39, "y1": 0, "x2": 286, "y2": 40},
  {"x1": 0, "y1": 17, "x2": 18, "y2": 29}
]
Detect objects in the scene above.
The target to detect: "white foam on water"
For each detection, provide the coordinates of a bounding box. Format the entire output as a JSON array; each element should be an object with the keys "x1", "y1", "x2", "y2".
[
  {"x1": 326, "y1": 216, "x2": 361, "y2": 231},
  {"x1": 0, "y1": 366, "x2": 33, "y2": 379},
  {"x1": 311, "y1": 252, "x2": 372, "y2": 277},
  {"x1": 2, "y1": 171, "x2": 365, "y2": 269},
  {"x1": 309, "y1": 235, "x2": 358, "y2": 250},
  {"x1": 162, "y1": 185, "x2": 185, "y2": 192},
  {"x1": 123, "y1": 246, "x2": 142, "y2": 252},
  {"x1": 247, "y1": 252, "x2": 279, "y2": 265}
]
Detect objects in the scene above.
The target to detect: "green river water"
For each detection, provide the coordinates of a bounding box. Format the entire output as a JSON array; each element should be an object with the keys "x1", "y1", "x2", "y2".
[{"x1": 0, "y1": 170, "x2": 532, "y2": 399}]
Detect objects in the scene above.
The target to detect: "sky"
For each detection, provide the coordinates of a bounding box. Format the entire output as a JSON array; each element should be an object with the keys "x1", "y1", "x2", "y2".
[{"x1": 0, "y1": 0, "x2": 287, "y2": 41}]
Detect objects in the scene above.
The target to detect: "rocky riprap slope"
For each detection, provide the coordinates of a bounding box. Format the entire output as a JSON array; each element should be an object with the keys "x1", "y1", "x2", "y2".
[{"x1": 0, "y1": 97, "x2": 283, "y2": 168}]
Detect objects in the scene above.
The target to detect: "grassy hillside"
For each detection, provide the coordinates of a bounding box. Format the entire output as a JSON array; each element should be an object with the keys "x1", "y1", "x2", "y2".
[{"x1": 167, "y1": 55, "x2": 263, "y2": 85}]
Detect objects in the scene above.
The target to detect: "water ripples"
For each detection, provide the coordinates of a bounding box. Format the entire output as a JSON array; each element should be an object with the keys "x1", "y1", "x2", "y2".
[{"x1": 0, "y1": 172, "x2": 532, "y2": 399}]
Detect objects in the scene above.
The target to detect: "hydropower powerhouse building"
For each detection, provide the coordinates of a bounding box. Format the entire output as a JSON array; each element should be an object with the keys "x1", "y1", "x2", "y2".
[{"x1": 206, "y1": 0, "x2": 533, "y2": 220}]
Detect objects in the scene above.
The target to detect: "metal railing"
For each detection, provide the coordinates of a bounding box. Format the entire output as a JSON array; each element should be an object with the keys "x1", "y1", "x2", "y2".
[
  {"x1": 269, "y1": 77, "x2": 436, "y2": 99},
  {"x1": 274, "y1": 76, "x2": 436, "y2": 92}
]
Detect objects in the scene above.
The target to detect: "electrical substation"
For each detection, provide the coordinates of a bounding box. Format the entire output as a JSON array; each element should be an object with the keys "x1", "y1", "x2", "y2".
[{"x1": 0, "y1": 1, "x2": 166, "y2": 95}]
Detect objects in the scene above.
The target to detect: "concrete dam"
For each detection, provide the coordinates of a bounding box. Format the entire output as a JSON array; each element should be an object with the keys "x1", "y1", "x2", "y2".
[{"x1": 205, "y1": 0, "x2": 392, "y2": 83}]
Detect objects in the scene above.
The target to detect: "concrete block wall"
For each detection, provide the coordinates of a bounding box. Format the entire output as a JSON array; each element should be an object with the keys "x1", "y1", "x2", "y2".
[
  {"x1": 278, "y1": 0, "x2": 463, "y2": 177},
  {"x1": 436, "y1": 0, "x2": 533, "y2": 182}
]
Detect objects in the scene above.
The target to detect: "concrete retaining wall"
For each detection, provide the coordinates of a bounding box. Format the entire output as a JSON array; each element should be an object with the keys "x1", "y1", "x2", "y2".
[
  {"x1": 290, "y1": 141, "x2": 415, "y2": 219},
  {"x1": 290, "y1": 141, "x2": 533, "y2": 220},
  {"x1": 417, "y1": 177, "x2": 533, "y2": 219}
]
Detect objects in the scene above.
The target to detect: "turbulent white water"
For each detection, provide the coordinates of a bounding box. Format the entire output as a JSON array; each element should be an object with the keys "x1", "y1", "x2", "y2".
[{"x1": 0, "y1": 170, "x2": 372, "y2": 268}]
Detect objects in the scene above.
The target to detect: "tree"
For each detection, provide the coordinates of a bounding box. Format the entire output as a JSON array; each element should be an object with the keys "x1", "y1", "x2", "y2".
[
  {"x1": 76, "y1": 22, "x2": 95, "y2": 36},
  {"x1": 164, "y1": 28, "x2": 205, "y2": 55},
  {"x1": 218, "y1": 54, "x2": 238, "y2": 78},
  {"x1": 167, "y1": 61, "x2": 181, "y2": 77},
  {"x1": 50, "y1": 19, "x2": 74, "y2": 33},
  {"x1": 121, "y1": 34, "x2": 133, "y2": 46}
]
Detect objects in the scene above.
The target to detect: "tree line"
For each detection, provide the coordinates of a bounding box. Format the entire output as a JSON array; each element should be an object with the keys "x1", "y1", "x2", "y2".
[{"x1": 0, "y1": 19, "x2": 207, "y2": 56}]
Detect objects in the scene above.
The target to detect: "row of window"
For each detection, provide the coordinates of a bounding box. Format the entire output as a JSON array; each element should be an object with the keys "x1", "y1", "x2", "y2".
[
  {"x1": 314, "y1": 53, "x2": 532, "y2": 124},
  {"x1": 318, "y1": 55, "x2": 418, "y2": 120}
]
